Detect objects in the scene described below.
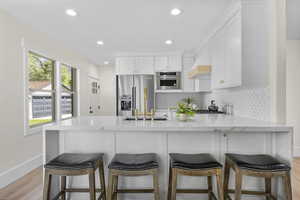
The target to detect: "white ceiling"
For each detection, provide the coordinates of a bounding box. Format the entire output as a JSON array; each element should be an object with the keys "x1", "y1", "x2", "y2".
[{"x1": 0, "y1": 0, "x2": 236, "y2": 65}]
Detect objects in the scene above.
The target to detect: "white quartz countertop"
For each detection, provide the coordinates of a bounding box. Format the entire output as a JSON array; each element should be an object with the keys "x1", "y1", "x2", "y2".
[{"x1": 43, "y1": 115, "x2": 292, "y2": 133}]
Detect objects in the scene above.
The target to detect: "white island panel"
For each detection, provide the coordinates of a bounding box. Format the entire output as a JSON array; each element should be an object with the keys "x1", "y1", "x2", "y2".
[{"x1": 43, "y1": 115, "x2": 293, "y2": 200}]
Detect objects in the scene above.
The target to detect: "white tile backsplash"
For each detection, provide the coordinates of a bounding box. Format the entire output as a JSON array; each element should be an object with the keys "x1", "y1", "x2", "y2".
[
  {"x1": 203, "y1": 87, "x2": 271, "y2": 121},
  {"x1": 155, "y1": 93, "x2": 204, "y2": 109}
]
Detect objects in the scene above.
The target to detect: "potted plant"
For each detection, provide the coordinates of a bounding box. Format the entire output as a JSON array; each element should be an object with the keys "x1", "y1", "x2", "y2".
[{"x1": 176, "y1": 102, "x2": 195, "y2": 121}]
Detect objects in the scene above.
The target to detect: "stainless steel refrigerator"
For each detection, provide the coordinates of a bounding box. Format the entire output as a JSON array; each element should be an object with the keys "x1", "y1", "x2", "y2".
[{"x1": 116, "y1": 75, "x2": 154, "y2": 116}]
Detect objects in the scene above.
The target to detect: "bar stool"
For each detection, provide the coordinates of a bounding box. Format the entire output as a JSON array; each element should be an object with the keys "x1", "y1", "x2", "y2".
[
  {"x1": 168, "y1": 153, "x2": 224, "y2": 200},
  {"x1": 224, "y1": 153, "x2": 292, "y2": 200},
  {"x1": 107, "y1": 153, "x2": 160, "y2": 200},
  {"x1": 43, "y1": 153, "x2": 106, "y2": 200}
]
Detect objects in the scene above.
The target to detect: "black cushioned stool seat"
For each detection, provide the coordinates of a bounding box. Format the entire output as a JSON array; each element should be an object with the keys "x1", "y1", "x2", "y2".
[
  {"x1": 226, "y1": 153, "x2": 290, "y2": 171},
  {"x1": 45, "y1": 153, "x2": 104, "y2": 170},
  {"x1": 224, "y1": 153, "x2": 292, "y2": 200},
  {"x1": 43, "y1": 153, "x2": 106, "y2": 200},
  {"x1": 107, "y1": 153, "x2": 160, "y2": 200},
  {"x1": 168, "y1": 153, "x2": 224, "y2": 200},
  {"x1": 108, "y1": 153, "x2": 159, "y2": 171},
  {"x1": 169, "y1": 153, "x2": 222, "y2": 170}
]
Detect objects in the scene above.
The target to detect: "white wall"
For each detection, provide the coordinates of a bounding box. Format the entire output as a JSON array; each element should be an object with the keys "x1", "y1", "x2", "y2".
[
  {"x1": 0, "y1": 8, "x2": 99, "y2": 186},
  {"x1": 98, "y1": 65, "x2": 116, "y2": 115},
  {"x1": 287, "y1": 40, "x2": 300, "y2": 156}
]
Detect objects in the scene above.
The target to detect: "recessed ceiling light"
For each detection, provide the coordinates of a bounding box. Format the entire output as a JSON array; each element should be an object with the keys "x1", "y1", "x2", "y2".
[
  {"x1": 165, "y1": 40, "x2": 173, "y2": 45},
  {"x1": 171, "y1": 8, "x2": 182, "y2": 16},
  {"x1": 65, "y1": 9, "x2": 77, "y2": 17},
  {"x1": 97, "y1": 41, "x2": 104, "y2": 46},
  {"x1": 104, "y1": 61, "x2": 109, "y2": 65}
]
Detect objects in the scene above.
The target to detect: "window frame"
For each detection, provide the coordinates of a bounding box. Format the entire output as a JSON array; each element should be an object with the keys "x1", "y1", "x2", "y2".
[
  {"x1": 23, "y1": 47, "x2": 79, "y2": 136},
  {"x1": 24, "y1": 51, "x2": 57, "y2": 135},
  {"x1": 60, "y1": 63, "x2": 77, "y2": 120}
]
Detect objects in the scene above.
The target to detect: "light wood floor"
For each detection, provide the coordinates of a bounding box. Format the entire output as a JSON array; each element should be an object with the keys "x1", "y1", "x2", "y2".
[{"x1": 0, "y1": 159, "x2": 299, "y2": 200}]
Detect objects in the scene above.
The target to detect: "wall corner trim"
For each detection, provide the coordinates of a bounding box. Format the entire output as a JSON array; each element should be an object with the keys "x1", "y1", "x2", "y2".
[{"x1": 0, "y1": 154, "x2": 42, "y2": 189}]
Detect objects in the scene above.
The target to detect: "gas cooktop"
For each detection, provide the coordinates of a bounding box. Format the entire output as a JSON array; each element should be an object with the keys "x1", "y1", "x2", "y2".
[{"x1": 196, "y1": 110, "x2": 224, "y2": 114}]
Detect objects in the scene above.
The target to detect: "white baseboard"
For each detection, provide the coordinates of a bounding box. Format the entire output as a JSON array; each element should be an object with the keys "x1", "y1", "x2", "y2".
[
  {"x1": 0, "y1": 154, "x2": 42, "y2": 189},
  {"x1": 294, "y1": 146, "x2": 300, "y2": 157}
]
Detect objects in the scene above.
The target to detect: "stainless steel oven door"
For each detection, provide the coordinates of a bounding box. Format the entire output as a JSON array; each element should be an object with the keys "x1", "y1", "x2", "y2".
[{"x1": 156, "y1": 72, "x2": 181, "y2": 90}]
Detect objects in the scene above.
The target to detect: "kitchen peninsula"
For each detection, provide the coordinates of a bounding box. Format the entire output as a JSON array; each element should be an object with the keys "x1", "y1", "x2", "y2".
[{"x1": 43, "y1": 115, "x2": 293, "y2": 200}]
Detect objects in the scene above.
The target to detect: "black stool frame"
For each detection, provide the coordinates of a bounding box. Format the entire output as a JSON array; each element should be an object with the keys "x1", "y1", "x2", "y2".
[{"x1": 43, "y1": 160, "x2": 106, "y2": 200}]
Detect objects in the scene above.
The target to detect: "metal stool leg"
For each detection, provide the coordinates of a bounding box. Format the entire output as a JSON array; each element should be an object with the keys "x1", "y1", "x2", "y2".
[{"x1": 43, "y1": 170, "x2": 52, "y2": 200}]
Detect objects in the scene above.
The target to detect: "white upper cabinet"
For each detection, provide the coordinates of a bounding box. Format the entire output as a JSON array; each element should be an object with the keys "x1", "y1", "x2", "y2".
[
  {"x1": 116, "y1": 57, "x2": 135, "y2": 75},
  {"x1": 154, "y1": 54, "x2": 182, "y2": 72},
  {"x1": 224, "y1": 11, "x2": 242, "y2": 88},
  {"x1": 182, "y1": 56, "x2": 195, "y2": 92},
  {"x1": 168, "y1": 55, "x2": 182, "y2": 71},
  {"x1": 116, "y1": 56, "x2": 154, "y2": 75},
  {"x1": 211, "y1": 27, "x2": 226, "y2": 89},
  {"x1": 154, "y1": 56, "x2": 168, "y2": 71},
  {"x1": 135, "y1": 57, "x2": 154, "y2": 74},
  {"x1": 116, "y1": 54, "x2": 182, "y2": 75},
  {"x1": 211, "y1": 10, "x2": 241, "y2": 89}
]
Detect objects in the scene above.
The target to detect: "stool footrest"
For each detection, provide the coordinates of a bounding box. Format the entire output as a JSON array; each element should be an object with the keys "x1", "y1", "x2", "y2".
[
  {"x1": 176, "y1": 189, "x2": 217, "y2": 200},
  {"x1": 228, "y1": 189, "x2": 268, "y2": 195},
  {"x1": 52, "y1": 189, "x2": 105, "y2": 200},
  {"x1": 176, "y1": 189, "x2": 209, "y2": 193},
  {"x1": 116, "y1": 189, "x2": 154, "y2": 193},
  {"x1": 226, "y1": 191, "x2": 276, "y2": 200},
  {"x1": 64, "y1": 188, "x2": 104, "y2": 193}
]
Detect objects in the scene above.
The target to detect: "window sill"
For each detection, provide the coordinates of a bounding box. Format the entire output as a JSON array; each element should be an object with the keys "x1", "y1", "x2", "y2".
[
  {"x1": 24, "y1": 121, "x2": 57, "y2": 136},
  {"x1": 25, "y1": 126, "x2": 43, "y2": 136}
]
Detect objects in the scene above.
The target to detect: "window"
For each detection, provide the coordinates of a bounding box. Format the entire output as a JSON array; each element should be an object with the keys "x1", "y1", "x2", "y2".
[
  {"x1": 28, "y1": 52, "x2": 55, "y2": 127},
  {"x1": 60, "y1": 64, "x2": 76, "y2": 119}
]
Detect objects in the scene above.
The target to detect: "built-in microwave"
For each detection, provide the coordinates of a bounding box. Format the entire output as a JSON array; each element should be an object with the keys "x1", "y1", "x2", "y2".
[{"x1": 156, "y1": 72, "x2": 181, "y2": 90}]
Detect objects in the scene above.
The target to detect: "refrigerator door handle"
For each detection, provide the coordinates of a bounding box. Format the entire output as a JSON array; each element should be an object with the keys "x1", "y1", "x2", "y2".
[{"x1": 132, "y1": 86, "x2": 137, "y2": 115}]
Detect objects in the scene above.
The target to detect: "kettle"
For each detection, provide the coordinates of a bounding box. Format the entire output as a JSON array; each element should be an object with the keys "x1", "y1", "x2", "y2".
[{"x1": 208, "y1": 100, "x2": 219, "y2": 112}]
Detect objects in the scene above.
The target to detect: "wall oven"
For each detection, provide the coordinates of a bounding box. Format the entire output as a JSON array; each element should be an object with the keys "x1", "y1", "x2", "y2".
[{"x1": 156, "y1": 72, "x2": 181, "y2": 90}]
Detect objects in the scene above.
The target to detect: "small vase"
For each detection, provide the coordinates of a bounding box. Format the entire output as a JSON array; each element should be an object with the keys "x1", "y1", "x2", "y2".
[{"x1": 177, "y1": 113, "x2": 189, "y2": 121}]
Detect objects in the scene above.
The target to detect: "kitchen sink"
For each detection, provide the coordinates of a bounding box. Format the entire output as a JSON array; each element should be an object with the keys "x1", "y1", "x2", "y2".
[{"x1": 124, "y1": 117, "x2": 168, "y2": 121}]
